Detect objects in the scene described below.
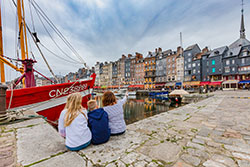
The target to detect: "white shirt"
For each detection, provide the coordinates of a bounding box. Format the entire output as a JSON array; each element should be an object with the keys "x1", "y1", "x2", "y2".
[
  {"x1": 58, "y1": 109, "x2": 92, "y2": 148},
  {"x1": 103, "y1": 96, "x2": 127, "y2": 134}
]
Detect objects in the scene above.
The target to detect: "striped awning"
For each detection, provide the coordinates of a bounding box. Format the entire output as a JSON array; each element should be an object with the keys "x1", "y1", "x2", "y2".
[
  {"x1": 183, "y1": 81, "x2": 200, "y2": 86},
  {"x1": 222, "y1": 80, "x2": 239, "y2": 84}
]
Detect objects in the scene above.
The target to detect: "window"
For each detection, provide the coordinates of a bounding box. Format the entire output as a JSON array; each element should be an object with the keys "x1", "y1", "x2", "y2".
[
  {"x1": 197, "y1": 63, "x2": 200, "y2": 66},
  {"x1": 198, "y1": 70, "x2": 200, "y2": 73},
  {"x1": 242, "y1": 58, "x2": 245, "y2": 64},
  {"x1": 188, "y1": 58, "x2": 191, "y2": 62},
  {"x1": 226, "y1": 60, "x2": 230, "y2": 65},
  {"x1": 188, "y1": 64, "x2": 191, "y2": 68},
  {"x1": 172, "y1": 57, "x2": 175, "y2": 62},
  {"x1": 232, "y1": 60, "x2": 235, "y2": 64},
  {"x1": 188, "y1": 53, "x2": 191, "y2": 56},
  {"x1": 232, "y1": 67, "x2": 235, "y2": 72},
  {"x1": 207, "y1": 61, "x2": 209, "y2": 66},
  {"x1": 212, "y1": 68, "x2": 215, "y2": 73},
  {"x1": 192, "y1": 63, "x2": 196, "y2": 67},
  {"x1": 243, "y1": 51, "x2": 248, "y2": 56},
  {"x1": 212, "y1": 60, "x2": 215, "y2": 65},
  {"x1": 225, "y1": 67, "x2": 230, "y2": 73},
  {"x1": 193, "y1": 69, "x2": 196, "y2": 74}
]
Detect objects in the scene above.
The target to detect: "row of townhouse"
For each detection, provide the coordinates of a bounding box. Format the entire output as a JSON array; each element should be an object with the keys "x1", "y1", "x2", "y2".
[
  {"x1": 61, "y1": 67, "x2": 95, "y2": 83},
  {"x1": 94, "y1": 46, "x2": 184, "y2": 89},
  {"x1": 95, "y1": 39, "x2": 250, "y2": 90},
  {"x1": 95, "y1": 5, "x2": 250, "y2": 90},
  {"x1": 183, "y1": 7, "x2": 250, "y2": 89}
]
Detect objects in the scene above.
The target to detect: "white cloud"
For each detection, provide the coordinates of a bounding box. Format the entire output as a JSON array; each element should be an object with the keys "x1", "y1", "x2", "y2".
[{"x1": 2, "y1": 0, "x2": 250, "y2": 82}]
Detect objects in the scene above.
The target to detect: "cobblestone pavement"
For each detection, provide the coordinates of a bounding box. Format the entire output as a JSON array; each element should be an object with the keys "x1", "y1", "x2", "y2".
[{"x1": 1, "y1": 90, "x2": 250, "y2": 167}]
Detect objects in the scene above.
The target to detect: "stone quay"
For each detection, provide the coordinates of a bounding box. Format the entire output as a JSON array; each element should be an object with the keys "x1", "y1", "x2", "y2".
[{"x1": 1, "y1": 90, "x2": 250, "y2": 167}]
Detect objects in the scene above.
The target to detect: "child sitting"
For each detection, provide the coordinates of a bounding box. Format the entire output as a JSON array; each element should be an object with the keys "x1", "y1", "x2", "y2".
[
  {"x1": 87, "y1": 100, "x2": 110, "y2": 145},
  {"x1": 58, "y1": 93, "x2": 91, "y2": 151},
  {"x1": 102, "y1": 91, "x2": 128, "y2": 135}
]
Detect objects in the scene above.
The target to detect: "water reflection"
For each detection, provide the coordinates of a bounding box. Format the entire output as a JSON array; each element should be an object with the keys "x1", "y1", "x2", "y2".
[{"x1": 92, "y1": 95, "x2": 182, "y2": 125}]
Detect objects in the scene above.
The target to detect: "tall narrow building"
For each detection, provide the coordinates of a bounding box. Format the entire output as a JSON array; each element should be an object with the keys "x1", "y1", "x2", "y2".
[{"x1": 222, "y1": 0, "x2": 250, "y2": 89}]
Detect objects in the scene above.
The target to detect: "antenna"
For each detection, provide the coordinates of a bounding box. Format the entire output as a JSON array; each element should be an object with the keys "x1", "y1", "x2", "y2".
[
  {"x1": 241, "y1": 0, "x2": 244, "y2": 13},
  {"x1": 180, "y1": 32, "x2": 184, "y2": 89},
  {"x1": 180, "y1": 32, "x2": 183, "y2": 52}
]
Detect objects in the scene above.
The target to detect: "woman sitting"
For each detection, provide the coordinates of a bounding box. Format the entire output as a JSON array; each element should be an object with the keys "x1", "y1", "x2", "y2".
[
  {"x1": 102, "y1": 91, "x2": 128, "y2": 135},
  {"x1": 58, "y1": 93, "x2": 91, "y2": 151}
]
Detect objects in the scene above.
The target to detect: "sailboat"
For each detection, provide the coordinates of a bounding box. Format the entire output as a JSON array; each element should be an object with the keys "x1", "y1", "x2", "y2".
[{"x1": 0, "y1": 0, "x2": 95, "y2": 124}]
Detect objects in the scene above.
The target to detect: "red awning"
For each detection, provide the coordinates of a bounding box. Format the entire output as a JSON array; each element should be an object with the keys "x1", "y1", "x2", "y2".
[
  {"x1": 200, "y1": 81, "x2": 210, "y2": 86},
  {"x1": 129, "y1": 85, "x2": 144, "y2": 88},
  {"x1": 93, "y1": 86, "x2": 101, "y2": 89},
  {"x1": 209, "y1": 81, "x2": 222, "y2": 86},
  {"x1": 155, "y1": 83, "x2": 166, "y2": 87}
]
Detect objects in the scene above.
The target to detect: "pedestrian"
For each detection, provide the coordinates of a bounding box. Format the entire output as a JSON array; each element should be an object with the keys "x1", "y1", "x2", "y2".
[
  {"x1": 58, "y1": 93, "x2": 91, "y2": 151},
  {"x1": 87, "y1": 100, "x2": 110, "y2": 145},
  {"x1": 102, "y1": 91, "x2": 128, "y2": 136}
]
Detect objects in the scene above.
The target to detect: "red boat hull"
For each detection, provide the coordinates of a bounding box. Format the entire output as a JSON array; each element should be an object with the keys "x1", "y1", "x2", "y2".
[{"x1": 6, "y1": 74, "x2": 96, "y2": 124}]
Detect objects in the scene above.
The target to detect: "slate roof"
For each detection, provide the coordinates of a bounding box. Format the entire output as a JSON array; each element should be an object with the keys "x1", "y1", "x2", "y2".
[
  {"x1": 229, "y1": 38, "x2": 250, "y2": 49},
  {"x1": 224, "y1": 46, "x2": 241, "y2": 58},
  {"x1": 209, "y1": 46, "x2": 228, "y2": 57},
  {"x1": 185, "y1": 44, "x2": 200, "y2": 51}
]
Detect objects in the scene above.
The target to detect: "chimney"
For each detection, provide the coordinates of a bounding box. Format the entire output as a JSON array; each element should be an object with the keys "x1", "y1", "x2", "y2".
[
  {"x1": 122, "y1": 54, "x2": 126, "y2": 59},
  {"x1": 135, "y1": 52, "x2": 143, "y2": 59},
  {"x1": 155, "y1": 48, "x2": 158, "y2": 53},
  {"x1": 128, "y1": 54, "x2": 132, "y2": 58},
  {"x1": 158, "y1": 47, "x2": 162, "y2": 53},
  {"x1": 202, "y1": 47, "x2": 209, "y2": 53}
]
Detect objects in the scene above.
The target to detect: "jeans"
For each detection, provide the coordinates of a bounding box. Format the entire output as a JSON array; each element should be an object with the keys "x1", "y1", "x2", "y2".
[{"x1": 66, "y1": 140, "x2": 91, "y2": 151}]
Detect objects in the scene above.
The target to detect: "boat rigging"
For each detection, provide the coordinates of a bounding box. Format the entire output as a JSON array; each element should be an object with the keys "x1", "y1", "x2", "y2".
[{"x1": 0, "y1": 0, "x2": 89, "y2": 88}]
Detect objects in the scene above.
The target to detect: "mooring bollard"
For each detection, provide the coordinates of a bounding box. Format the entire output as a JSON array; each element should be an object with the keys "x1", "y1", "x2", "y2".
[{"x1": 0, "y1": 84, "x2": 8, "y2": 122}]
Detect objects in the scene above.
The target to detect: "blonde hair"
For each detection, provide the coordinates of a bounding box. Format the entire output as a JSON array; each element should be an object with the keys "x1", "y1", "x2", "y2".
[
  {"x1": 87, "y1": 100, "x2": 97, "y2": 111},
  {"x1": 64, "y1": 93, "x2": 83, "y2": 127}
]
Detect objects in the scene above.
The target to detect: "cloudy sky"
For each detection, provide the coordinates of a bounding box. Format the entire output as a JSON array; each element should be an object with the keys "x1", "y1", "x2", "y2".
[{"x1": 2, "y1": 0, "x2": 250, "y2": 81}]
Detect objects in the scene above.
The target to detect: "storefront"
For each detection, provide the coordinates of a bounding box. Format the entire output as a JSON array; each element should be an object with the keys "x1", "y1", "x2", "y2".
[
  {"x1": 183, "y1": 81, "x2": 200, "y2": 91},
  {"x1": 238, "y1": 80, "x2": 250, "y2": 89},
  {"x1": 222, "y1": 80, "x2": 239, "y2": 90},
  {"x1": 165, "y1": 82, "x2": 176, "y2": 90},
  {"x1": 155, "y1": 83, "x2": 166, "y2": 89}
]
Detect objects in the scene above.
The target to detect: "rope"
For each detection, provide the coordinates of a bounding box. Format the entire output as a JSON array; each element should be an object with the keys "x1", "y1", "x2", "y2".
[
  {"x1": 30, "y1": 0, "x2": 89, "y2": 69},
  {"x1": 8, "y1": 83, "x2": 14, "y2": 110},
  {"x1": 28, "y1": 0, "x2": 35, "y2": 32},
  {"x1": 39, "y1": 43, "x2": 82, "y2": 64}
]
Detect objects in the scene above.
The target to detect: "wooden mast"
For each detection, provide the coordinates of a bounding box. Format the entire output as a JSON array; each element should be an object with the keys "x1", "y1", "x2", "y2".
[
  {"x1": 0, "y1": 4, "x2": 5, "y2": 83},
  {"x1": 17, "y1": 0, "x2": 29, "y2": 88},
  {"x1": 17, "y1": 0, "x2": 28, "y2": 60}
]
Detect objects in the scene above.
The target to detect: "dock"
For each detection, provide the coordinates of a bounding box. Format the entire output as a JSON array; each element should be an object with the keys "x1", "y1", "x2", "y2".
[{"x1": 1, "y1": 90, "x2": 250, "y2": 167}]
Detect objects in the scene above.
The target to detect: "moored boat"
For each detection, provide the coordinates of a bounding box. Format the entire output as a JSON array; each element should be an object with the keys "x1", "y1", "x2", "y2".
[{"x1": 6, "y1": 74, "x2": 95, "y2": 123}]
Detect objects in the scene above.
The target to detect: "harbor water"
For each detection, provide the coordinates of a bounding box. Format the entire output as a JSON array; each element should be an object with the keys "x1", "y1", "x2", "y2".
[{"x1": 92, "y1": 95, "x2": 183, "y2": 124}]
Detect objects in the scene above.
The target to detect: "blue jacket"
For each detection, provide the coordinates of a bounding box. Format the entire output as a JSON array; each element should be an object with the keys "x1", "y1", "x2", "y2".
[{"x1": 88, "y1": 108, "x2": 110, "y2": 145}]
